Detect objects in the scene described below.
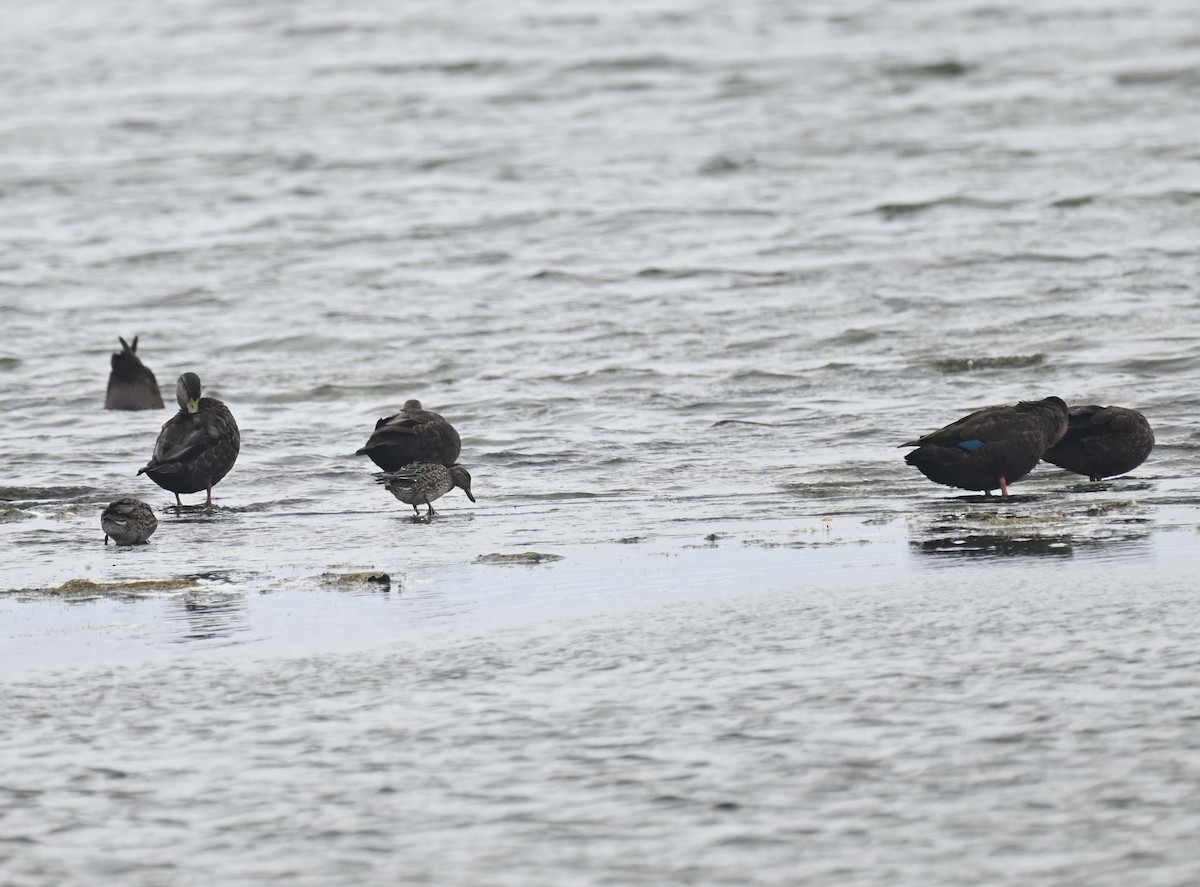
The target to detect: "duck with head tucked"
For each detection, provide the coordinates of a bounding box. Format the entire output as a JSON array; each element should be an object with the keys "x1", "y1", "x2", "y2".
[
  {"x1": 138, "y1": 372, "x2": 240, "y2": 508},
  {"x1": 101, "y1": 498, "x2": 158, "y2": 545},
  {"x1": 105, "y1": 336, "x2": 164, "y2": 410},
  {"x1": 900, "y1": 396, "x2": 1068, "y2": 496},
  {"x1": 356, "y1": 399, "x2": 462, "y2": 472},
  {"x1": 376, "y1": 463, "x2": 475, "y2": 517},
  {"x1": 1042, "y1": 404, "x2": 1154, "y2": 481}
]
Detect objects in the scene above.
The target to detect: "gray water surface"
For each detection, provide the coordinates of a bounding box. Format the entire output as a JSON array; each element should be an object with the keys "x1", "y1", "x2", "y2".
[{"x1": 3, "y1": 0, "x2": 1200, "y2": 883}]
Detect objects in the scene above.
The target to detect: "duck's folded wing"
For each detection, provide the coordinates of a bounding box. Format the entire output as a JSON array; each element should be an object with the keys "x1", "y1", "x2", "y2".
[
  {"x1": 902, "y1": 406, "x2": 1002, "y2": 448},
  {"x1": 1066, "y1": 404, "x2": 1104, "y2": 426},
  {"x1": 355, "y1": 412, "x2": 424, "y2": 451},
  {"x1": 1059, "y1": 405, "x2": 1123, "y2": 443},
  {"x1": 146, "y1": 423, "x2": 216, "y2": 468},
  {"x1": 368, "y1": 416, "x2": 420, "y2": 442},
  {"x1": 1097, "y1": 407, "x2": 1140, "y2": 433},
  {"x1": 371, "y1": 411, "x2": 403, "y2": 432},
  {"x1": 375, "y1": 468, "x2": 425, "y2": 491}
]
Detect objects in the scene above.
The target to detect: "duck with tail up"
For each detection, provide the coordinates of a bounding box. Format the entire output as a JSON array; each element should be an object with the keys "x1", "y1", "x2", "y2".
[
  {"x1": 1042, "y1": 404, "x2": 1154, "y2": 481},
  {"x1": 900, "y1": 396, "x2": 1068, "y2": 496},
  {"x1": 105, "y1": 336, "x2": 164, "y2": 410},
  {"x1": 138, "y1": 373, "x2": 240, "y2": 508},
  {"x1": 376, "y1": 463, "x2": 475, "y2": 517},
  {"x1": 356, "y1": 399, "x2": 462, "y2": 472}
]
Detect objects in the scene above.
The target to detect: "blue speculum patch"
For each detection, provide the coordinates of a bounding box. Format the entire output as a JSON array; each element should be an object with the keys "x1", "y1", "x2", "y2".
[{"x1": 957, "y1": 439, "x2": 985, "y2": 452}]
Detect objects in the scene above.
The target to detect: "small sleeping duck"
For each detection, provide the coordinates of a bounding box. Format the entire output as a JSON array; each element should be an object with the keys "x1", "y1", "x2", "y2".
[
  {"x1": 101, "y1": 498, "x2": 158, "y2": 545},
  {"x1": 376, "y1": 463, "x2": 475, "y2": 517},
  {"x1": 105, "y1": 336, "x2": 164, "y2": 410},
  {"x1": 356, "y1": 399, "x2": 462, "y2": 472},
  {"x1": 137, "y1": 373, "x2": 240, "y2": 508},
  {"x1": 901, "y1": 396, "x2": 1068, "y2": 496},
  {"x1": 1042, "y1": 404, "x2": 1154, "y2": 481}
]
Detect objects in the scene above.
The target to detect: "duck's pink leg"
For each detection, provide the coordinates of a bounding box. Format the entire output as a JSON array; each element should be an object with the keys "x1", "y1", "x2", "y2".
[
  {"x1": 205, "y1": 484, "x2": 213, "y2": 508},
  {"x1": 999, "y1": 477, "x2": 1010, "y2": 497}
]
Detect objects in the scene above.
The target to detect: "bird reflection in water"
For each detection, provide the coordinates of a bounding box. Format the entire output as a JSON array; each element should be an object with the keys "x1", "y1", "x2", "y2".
[
  {"x1": 915, "y1": 533, "x2": 1074, "y2": 558},
  {"x1": 907, "y1": 486, "x2": 1155, "y2": 562},
  {"x1": 170, "y1": 594, "x2": 249, "y2": 644},
  {"x1": 910, "y1": 525, "x2": 1152, "y2": 561}
]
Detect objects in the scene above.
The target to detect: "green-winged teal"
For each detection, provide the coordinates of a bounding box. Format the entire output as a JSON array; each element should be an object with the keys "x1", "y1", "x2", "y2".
[
  {"x1": 356, "y1": 399, "x2": 462, "y2": 472},
  {"x1": 376, "y1": 462, "x2": 475, "y2": 516},
  {"x1": 102, "y1": 498, "x2": 158, "y2": 545},
  {"x1": 105, "y1": 336, "x2": 164, "y2": 410},
  {"x1": 1042, "y1": 404, "x2": 1154, "y2": 481},
  {"x1": 137, "y1": 373, "x2": 240, "y2": 507},
  {"x1": 901, "y1": 396, "x2": 1068, "y2": 496}
]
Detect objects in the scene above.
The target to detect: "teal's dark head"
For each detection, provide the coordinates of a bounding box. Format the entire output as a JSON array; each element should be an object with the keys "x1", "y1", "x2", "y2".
[
  {"x1": 450, "y1": 465, "x2": 475, "y2": 502},
  {"x1": 175, "y1": 372, "x2": 203, "y2": 413}
]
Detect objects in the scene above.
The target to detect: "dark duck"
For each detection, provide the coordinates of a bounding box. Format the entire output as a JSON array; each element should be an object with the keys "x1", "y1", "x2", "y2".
[
  {"x1": 138, "y1": 372, "x2": 240, "y2": 507},
  {"x1": 356, "y1": 399, "x2": 462, "y2": 472},
  {"x1": 901, "y1": 396, "x2": 1068, "y2": 496},
  {"x1": 1041, "y1": 404, "x2": 1154, "y2": 481},
  {"x1": 105, "y1": 336, "x2": 164, "y2": 410}
]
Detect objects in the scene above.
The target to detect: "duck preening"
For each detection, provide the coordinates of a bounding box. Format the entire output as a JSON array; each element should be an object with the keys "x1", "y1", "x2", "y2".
[
  {"x1": 105, "y1": 336, "x2": 164, "y2": 410},
  {"x1": 356, "y1": 399, "x2": 462, "y2": 472},
  {"x1": 375, "y1": 462, "x2": 475, "y2": 517},
  {"x1": 101, "y1": 498, "x2": 158, "y2": 545},
  {"x1": 900, "y1": 396, "x2": 1068, "y2": 496},
  {"x1": 1042, "y1": 404, "x2": 1154, "y2": 481},
  {"x1": 137, "y1": 373, "x2": 240, "y2": 507}
]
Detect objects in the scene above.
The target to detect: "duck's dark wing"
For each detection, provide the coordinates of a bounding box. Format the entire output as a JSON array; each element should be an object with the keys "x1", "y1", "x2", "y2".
[
  {"x1": 356, "y1": 411, "x2": 462, "y2": 468},
  {"x1": 140, "y1": 404, "x2": 237, "y2": 473},
  {"x1": 142, "y1": 416, "x2": 208, "y2": 468},
  {"x1": 1073, "y1": 405, "x2": 1139, "y2": 433},
  {"x1": 901, "y1": 406, "x2": 1012, "y2": 449},
  {"x1": 363, "y1": 413, "x2": 421, "y2": 445}
]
